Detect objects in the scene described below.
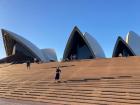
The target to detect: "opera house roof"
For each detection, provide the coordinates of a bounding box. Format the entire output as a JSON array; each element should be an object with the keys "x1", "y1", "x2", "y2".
[
  {"x1": 112, "y1": 36, "x2": 135, "y2": 57},
  {"x1": 2, "y1": 27, "x2": 140, "y2": 63},
  {"x1": 125, "y1": 31, "x2": 140, "y2": 56},
  {"x1": 1, "y1": 29, "x2": 57, "y2": 63},
  {"x1": 63, "y1": 26, "x2": 105, "y2": 60},
  {"x1": 113, "y1": 31, "x2": 140, "y2": 57}
]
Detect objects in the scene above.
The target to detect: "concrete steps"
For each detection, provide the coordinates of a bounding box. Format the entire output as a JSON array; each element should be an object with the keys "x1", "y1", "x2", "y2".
[
  {"x1": 0, "y1": 76, "x2": 140, "y2": 104},
  {"x1": 0, "y1": 56, "x2": 140, "y2": 104}
]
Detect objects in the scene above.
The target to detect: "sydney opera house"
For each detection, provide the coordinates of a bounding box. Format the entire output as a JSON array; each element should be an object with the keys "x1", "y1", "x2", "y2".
[
  {"x1": 0, "y1": 29, "x2": 57, "y2": 63},
  {"x1": 1, "y1": 27, "x2": 140, "y2": 64},
  {"x1": 63, "y1": 26, "x2": 105, "y2": 60},
  {"x1": 112, "y1": 31, "x2": 140, "y2": 57}
]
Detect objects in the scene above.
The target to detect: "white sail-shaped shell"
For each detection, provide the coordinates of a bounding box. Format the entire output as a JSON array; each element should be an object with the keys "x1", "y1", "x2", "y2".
[{"x1": 1, "y1": 29, "x2": 57, "y2": 62}]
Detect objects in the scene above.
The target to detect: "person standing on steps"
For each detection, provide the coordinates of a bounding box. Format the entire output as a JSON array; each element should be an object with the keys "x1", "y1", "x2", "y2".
[
  {"x1": 55, "y1": 66, "x2": 61, "y2": 82},
  {"x1": 26, "y1": 60, "x2": 31, "y2": 70}
]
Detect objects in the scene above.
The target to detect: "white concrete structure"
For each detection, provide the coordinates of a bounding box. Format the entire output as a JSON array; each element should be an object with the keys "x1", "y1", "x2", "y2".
[
  {"x1": 1, "y1": 29, "x2": 57, "y2": 63},
  {"x1": 84, "y1": 32, "x2": 105, "y2": 58},
  {"x1": 112, "y1": 36, "x2": 135, "y2": 57},
  {"x1": 125, "y1": 31, "x2": 140, "y2": 56},
  {"x1": 113, "y1": 31, "x2": 140, "y2": 57},
  {"x1": 63, "y1": 26, "x2": 105, "y2": 60},
  {"x1": 41, "y1": 48, "x2": 57, "y2": 61}
]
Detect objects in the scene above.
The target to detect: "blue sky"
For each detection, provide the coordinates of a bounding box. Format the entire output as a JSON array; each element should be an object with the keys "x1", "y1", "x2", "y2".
[{"x1": 0, "y1": 0, "x2": 140, "y2": 60}]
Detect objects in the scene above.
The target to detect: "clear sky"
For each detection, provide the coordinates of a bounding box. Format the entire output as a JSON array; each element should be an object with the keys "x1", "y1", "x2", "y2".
[{"x1": 0, "y1": 0, "x2": 140, "y2": 60}]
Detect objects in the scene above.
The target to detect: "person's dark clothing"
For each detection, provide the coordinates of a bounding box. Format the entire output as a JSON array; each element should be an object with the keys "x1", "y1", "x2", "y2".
[
  {"x1": 27, "y1": 61, "x2": 31, "y2": 69},
  {"x1": 55, "y1": 68, "x2": 61, "y2": 80}
]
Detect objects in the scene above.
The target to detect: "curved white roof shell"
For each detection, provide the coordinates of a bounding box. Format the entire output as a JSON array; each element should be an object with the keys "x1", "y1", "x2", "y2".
[
  {"x1": 84, "y1": 32, "x2": 105, "y2": 58},
  {"x1": 1, "y1": 29, "x2": 57, "y2": 62},
  {"x1": 63, "y1": 26, "x2": 105, "y2": 60},
  {"x1": 112, "y1": 36, "x2": 135, "y2": 57},
  {"x1": 41, "y1": 48, "x2": 57, "y2": 61},
  {"x1": 125, "y1": 31, "x2": 140, "y2": 56}
]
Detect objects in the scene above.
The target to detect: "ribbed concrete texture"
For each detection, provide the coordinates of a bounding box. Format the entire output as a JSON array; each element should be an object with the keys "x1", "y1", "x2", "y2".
[{"x1": 0, "y1": 56, "x2": 140, "y2": 105}]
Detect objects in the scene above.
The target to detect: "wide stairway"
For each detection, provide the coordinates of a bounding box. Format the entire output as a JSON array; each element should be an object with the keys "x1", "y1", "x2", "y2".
[{"x1": 0, "y1": 56, "x2": 140, "y2": 105}]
